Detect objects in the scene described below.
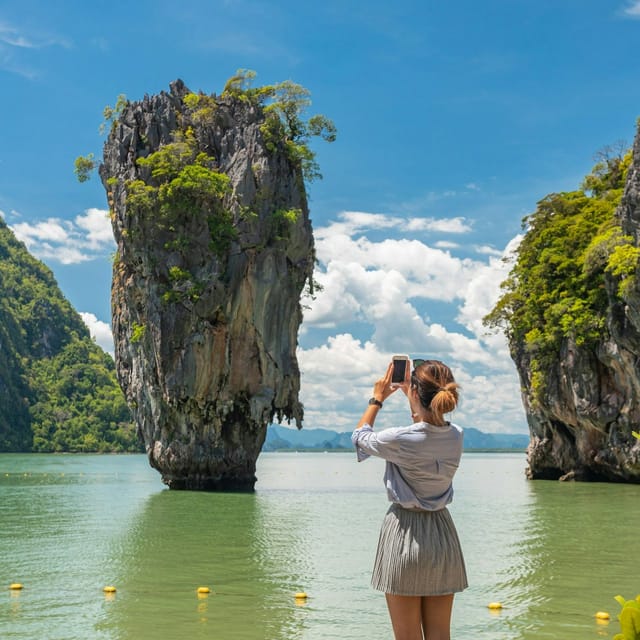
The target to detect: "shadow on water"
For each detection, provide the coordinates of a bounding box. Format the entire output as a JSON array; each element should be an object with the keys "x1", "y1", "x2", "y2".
[{"x1": 96, "y1": 489, "x2": 313, "y2": 640}]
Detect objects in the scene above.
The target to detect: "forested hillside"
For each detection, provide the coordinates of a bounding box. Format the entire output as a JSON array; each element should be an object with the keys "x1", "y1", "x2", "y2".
[
  {"x1": 0, "y1": 217, "x2": 140, "y2": 452},
  {"x1": 485, "y1": 147, "x2": 635, "y2": 404}
]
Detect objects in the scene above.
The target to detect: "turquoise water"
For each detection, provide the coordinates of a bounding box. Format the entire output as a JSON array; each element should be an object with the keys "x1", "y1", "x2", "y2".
[{"x1": 0, "y1": 452, "x2": 638, "y2": 639}]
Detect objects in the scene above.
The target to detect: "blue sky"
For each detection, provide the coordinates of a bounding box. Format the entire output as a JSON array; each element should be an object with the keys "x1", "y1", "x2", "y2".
[{"x1": 1, "y1": 0, "x2": 640, "y2": 434}]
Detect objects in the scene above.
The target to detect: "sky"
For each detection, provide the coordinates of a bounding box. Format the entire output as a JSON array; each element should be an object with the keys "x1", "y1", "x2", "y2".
[{"x1": 1, "y1": 0, "x2": 640, "y2": 435}]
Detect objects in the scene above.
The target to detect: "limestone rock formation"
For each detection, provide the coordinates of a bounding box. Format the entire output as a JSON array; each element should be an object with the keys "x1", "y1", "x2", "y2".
[
  {"x1": 520, "y1": 127, "x2": 640, "y2": 482},
  {"x1": 100, "y1": 80, "x2": 315, "y2": 490}
]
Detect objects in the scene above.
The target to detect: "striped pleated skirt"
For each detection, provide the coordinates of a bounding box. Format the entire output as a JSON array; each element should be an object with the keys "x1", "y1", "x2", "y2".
[{"x1": 371, "y1": 503, "x2": 468, "y2": 596}]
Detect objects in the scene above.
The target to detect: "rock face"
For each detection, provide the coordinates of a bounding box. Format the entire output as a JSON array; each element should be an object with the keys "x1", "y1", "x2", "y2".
[
  {"x1": 521, "y1": 128, "x2": 640, "y2": 482},
  {"x1": 100, "y1": 80, "x2": 314, "y2": 490}
]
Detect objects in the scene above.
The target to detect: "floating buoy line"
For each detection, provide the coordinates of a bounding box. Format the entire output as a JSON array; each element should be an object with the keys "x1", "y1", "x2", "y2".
[{"x1": 6, "y1": 582, "x2": 222, "y2": 596}]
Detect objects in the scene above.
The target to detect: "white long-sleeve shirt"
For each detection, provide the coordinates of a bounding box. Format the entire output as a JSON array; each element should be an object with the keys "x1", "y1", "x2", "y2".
[{"x1": 351, "y1": 422, "x2": 464, "y2": 511}]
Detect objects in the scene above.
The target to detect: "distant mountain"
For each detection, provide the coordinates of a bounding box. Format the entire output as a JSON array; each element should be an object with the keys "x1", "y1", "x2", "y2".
[{"x1": 263, "y1": 424, "x2": 529, "y2": 452}]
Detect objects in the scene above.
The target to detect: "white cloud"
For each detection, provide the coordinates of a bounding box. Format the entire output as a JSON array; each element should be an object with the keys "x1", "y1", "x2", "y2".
[
  {"x1": 474, "y1": 244, "x2": 504, "y2": 257},
  {"x1": 10, "y1": 209, "x2": 114, "y2": 264},
  {"x1": 301, "y1": 262, "x2": 363, "y2": 328},
  {"x1": 80, "y1": 312, "x2": 114, "y2": 356},
  {"x1": 622, "y1": 1, "x2": 640, "y2": 17},
  {"x1": 313, "y1": 231, "x2": 481, "y2": 306},
  {"x1": 0, "y1": 49, "x2": 35, "y2": 79},
  {"x1": 0, "y1": 21, "x2": 70, "y2": 49},
  {"x1": 434, "y1": 240, "x2": 460, "y2": 249},
  {"x1": 12, "y1": 218, "x2": 70, "y2": 244},
  {"x1": 404, "y1": 216, "x2": 471, "y2": 233},
  {"x1": 451, "y1": 366, "x2": 525, "y2": 434},
  {"x1": 0, "y1": 22, "x2": 34, "y2": 48},
  {"x1": 0, "y1": 20, "x2": 70, "y2": 78},
  {"x1": 299, "y1": 213, "x2": 528, "y2": 434},
  {"x1": 76, "y1": 208, "x2": 115, "y2": 249},
  {"x1": 456, "y1": 235, "x2": 521, "y2": 339},
  {"x1": 320, "y1": 211, "x2": 472, "y2": 238}
]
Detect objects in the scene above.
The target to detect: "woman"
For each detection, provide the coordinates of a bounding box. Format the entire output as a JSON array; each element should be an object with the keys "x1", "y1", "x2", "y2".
[{"x1": 351, "y1": 358, "x2": 467, "y2": 640}]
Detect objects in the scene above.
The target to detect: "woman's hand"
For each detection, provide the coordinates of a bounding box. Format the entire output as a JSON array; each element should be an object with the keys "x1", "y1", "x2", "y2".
[
  {"x1": 372, "y1": 362, "x2": 398, "y2": 403},
  {"x1": 355, "y1": 362, "x2": 400, "y2": 430}
]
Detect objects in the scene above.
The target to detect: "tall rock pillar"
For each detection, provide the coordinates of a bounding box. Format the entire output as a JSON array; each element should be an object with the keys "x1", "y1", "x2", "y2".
[{"x1": 100, "y1": 80, "x2": 314, "y2": 490}]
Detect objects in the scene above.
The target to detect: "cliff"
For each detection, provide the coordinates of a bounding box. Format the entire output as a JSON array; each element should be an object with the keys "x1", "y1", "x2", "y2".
[
  {"x1": 487, "y1": 124, "x2": 640, "y2": 482},
  {"x1": 100, "y1": 78, "x2": 324, "y2": 490},
  {"x1": 0, "y1": 218, "x2": 137, "y2": 452}
]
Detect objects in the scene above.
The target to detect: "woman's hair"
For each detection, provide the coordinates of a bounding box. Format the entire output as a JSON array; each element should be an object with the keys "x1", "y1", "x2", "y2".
[{"x1": 412, "y1": 360, "x2": 460, "y2": 419}]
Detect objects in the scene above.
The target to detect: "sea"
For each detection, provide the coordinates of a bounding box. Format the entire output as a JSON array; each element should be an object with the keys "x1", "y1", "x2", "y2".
[{"x1": 0, "y1": 451, "x2": 638, "y2": 639}]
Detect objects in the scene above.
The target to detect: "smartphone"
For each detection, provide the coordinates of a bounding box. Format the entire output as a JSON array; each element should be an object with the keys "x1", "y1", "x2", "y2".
[{"x1": 391, "y1": 354, "x2": 410, "y2": 385}]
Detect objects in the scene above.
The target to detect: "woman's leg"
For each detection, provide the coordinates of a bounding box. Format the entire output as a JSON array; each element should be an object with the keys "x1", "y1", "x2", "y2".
[
  {"x1": 421, "y1": 594, "x2": 454, "y2": 640},
  {"x1": 385, "y1": 594, "x2": 423, "y2": 640}
]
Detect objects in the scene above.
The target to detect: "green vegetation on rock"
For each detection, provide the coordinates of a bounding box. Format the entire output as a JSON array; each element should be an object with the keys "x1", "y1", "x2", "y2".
[
  {"x1": 74, "y1": 153, "x2": 96, "y2": 183},
  {"x1": 0, "y1": 218, "x2": 140, "y2": 452},
  {"x1": 223, "y1": 69, "x2": 336, "y2": 182},
  {"x1": 77, "y1": 70, "x2": 335, "y2": 186},
  {"x1": 127, "y1": 128, "x2": 234, "y2": 260},
  {"x1": 484, "y1": 147, "x2": 635, "y2": 405}
]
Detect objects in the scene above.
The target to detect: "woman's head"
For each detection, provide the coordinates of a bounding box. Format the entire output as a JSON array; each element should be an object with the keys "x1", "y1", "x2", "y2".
[{"x1": 411, "y1": 360, "x2": 459, "y2": 420}]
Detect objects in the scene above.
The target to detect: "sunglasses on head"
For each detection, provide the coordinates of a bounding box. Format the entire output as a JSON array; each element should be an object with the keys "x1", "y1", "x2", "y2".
[{"x1": 411, "y1": 359, "x2": 426, "y2": 387}]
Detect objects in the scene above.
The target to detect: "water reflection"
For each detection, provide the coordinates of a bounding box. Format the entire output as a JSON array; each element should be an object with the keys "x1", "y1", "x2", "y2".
[
  {"x1": 467, "y1": 473, "x2": 640, "y2": 640},
  {"x1": 98, "y1": 489, "x2": 311, "y2": 640},
  {"x1": 0, "y1": 454, "x2": 157, "y2": 640}
]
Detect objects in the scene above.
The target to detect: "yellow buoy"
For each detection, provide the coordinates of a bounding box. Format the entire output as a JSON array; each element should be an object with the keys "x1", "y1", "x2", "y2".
[
  {"x1": 295, "y1": 592, "x2": 308, "y2": 600},
  {"x1": 9, "y1": 583, "x2": 23, "y2": 591},
  {"x1": 197, "y1": 586, "x2": 210, "y2": 594},
  {"x1": 595, "y1": 611, "x2": 610, "y2": 620},
  {"x1": 487, "y1": 602, "x2": 502, "y2": 610},
  {"x1": 103, "y1": 586, "x2": 117, "y2": 593}
]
